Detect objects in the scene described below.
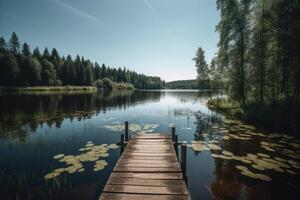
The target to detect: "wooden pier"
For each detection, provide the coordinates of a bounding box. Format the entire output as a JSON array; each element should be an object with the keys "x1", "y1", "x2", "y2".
[{"x1": 99, "y1": 130, "x2": 190, "y2": 200}]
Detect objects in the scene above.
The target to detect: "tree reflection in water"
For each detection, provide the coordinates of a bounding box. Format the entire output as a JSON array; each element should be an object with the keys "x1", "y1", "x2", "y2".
[{"x1": 0, "y1": 90, "x2": 161, "y2": 140}]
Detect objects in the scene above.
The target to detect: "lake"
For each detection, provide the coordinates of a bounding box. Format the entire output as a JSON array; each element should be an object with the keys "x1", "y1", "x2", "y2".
[{"x1": 0, "y1": 90, "x2": 299, "y2": 200}]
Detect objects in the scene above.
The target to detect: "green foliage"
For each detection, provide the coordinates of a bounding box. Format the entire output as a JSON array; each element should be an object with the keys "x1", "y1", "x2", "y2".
[
  {"x1": 0, "y1": 32, "x2": 165, "y2": 89},
  {"x1": 33, "y1": 47, "x2": 41, "y2": 58},
  {"x1": 23, "y1": 56, "x2": 42, "y2": 86},
  {"x1": 166, "y1": 79, "x2": 198, "y2": 89},
  {"x1": 213, "y1": 0, "x2": 300, "y2": 103},
  {"x1": 101, "y1": 78, "x2": 134, "y2": 90},
  {"x1": 0, "y1": 37, "x2": 6, "y2": 54},
  {"x1": 207, "y1": 0, "x2": 300, "y2": 134},
  {"x1": 93, "y1": 79, "x2": 103, "y2": 89},
  {"x1": 0, "y1": 52, "x2": 20, "y2": 86},
  {"x1": 8, "y1": 32, "x2": 20, "y2": 55},
  {"x1": 193, "y1": 47, "x2": 209, "y2": 88},
  {"x1": 216, "y1": 0, "x2": 253, "y2": 107},
  {"x1": 102, "y1": 78, "x2": 115, "y2": 90},
  {"x1": 22, "y1": 43, "x2": 31, "y2": 56},
  {"x1": 41, "y1": 59, "x2": 57, "y2": 85},
  {"x1": 43, "y1": 48, "x2": 50, "y2": 59},
  {"x1": 114, "y1": 82, "x2": 135, "y2": 90}
]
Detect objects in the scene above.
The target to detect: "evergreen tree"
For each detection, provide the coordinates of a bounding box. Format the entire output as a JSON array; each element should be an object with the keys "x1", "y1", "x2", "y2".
[
  {"x1": 22, "y1": 42, "x2": 31, "y2": 56},
  {"x1": 8, "y1": 32, "x2": 20, "y2": 54},
  {"x1": 0, "y1": 32, "x2": 165, "y2": 89},
  {"x1": 43, "y1": 47, "x2": 50, "y2": 59},
  {"x1": 41, "y1": 59, "x2": 57, "y2": 85},
  {"x1": 33, "y1": 47, "x2": 41, "y2": 58},
  {"x1": 0, "y1": 37, "x2": 6, "y2": 54},
  {"x1": 50, "y1": 48, "x2": 61, "y2": 80},
  {"x1": 0, "y1": 52, "x2": 20, "y2": 86},
  {"x1": 193, "y1": 47, "x2": 209, "y2": 89},
  {"x1": 23, "y1": 56, "x2": 42, "y2": 86}
]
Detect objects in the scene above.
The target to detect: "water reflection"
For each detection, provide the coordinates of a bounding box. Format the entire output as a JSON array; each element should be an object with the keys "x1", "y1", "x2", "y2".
[
  {"x1": 189, "y1": 110, "x2": 300, "y2": 200},
  {"x1": 0, "y1": 90, "x2": 299, "y2": 200},
  {"x1": 0, "y1": 90, "x2": 162, "y2": 140}
]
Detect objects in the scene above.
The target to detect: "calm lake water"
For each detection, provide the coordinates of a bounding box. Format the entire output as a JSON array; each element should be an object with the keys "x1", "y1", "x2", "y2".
[{"x1": 0, "y1": 90, "x2": 299, "y2": 200}]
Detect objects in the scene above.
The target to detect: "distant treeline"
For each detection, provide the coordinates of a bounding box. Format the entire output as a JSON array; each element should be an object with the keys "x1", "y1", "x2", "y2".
[
  {"x1": 166, "y1": 79, "x2": 198, "y2": 89},
  {"x1": 0, "y1": 32, "x2": 165, "y2": 89}
]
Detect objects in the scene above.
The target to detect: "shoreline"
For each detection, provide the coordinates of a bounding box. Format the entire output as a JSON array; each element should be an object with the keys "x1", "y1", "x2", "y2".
[
  {"x1": 0, "y1": 86, "x2": 98, "y2": 92},
  {"x1": 207, "y1": 97, "x2": 299, "y2": 137}
]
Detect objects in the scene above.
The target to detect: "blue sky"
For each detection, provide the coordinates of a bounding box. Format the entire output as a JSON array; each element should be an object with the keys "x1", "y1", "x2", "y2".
[{"x1": 0, "y1": 0, "x2": 219, "y2": 81}]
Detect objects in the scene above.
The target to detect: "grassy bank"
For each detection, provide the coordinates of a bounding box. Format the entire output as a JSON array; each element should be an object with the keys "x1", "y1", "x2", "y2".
[
  {"x1": 0, "y1": 86, "x2": 97, "y2": 92},
  {"x1": 207, "y1": 98, "x2": 300, "y2": 135}
]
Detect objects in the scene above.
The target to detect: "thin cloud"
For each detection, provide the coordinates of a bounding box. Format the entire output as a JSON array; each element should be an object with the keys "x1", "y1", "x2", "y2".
[
  {"x1": 54, "y1": 0, "x2": 102, "y2": 24},
  {"x1": 143, "y1": 0, "x2": 155, "y2": 14}
]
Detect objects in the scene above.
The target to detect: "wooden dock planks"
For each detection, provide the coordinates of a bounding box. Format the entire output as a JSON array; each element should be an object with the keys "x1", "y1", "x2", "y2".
[{"x1": 99, "y1": 133, "x2": 190, "y2": 200}]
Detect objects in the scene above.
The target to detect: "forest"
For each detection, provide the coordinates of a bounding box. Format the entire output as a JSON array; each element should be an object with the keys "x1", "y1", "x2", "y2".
[
  {"x1": 194, "y1": 0, "x2": 300, "y2": 134},
  {"x1": 166, "y1": 79, "x2": 198, "y2": 89},
  {"x1": 0, "y1": 33, "x2": 165, "y2": 89}
]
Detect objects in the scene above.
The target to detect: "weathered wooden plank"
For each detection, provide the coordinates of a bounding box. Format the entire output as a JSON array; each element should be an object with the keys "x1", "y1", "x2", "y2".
[
  {"x1": 100, "y1": 193, "x2": 190, "y2": 200},
  {"x1": 107, "y1": 177, "x2": 185, "y2": 187},
  {"x1": 99, "y1": 133, "x2": 190, "y2": 200},
  {"x1": 120, "y1": 156, "x2": 178, "y2": 162},
  {"x1": 110, "y1": 172, "x2": 183, "y2": 180},
  {"x1": 123, "y1": 150, "x2": 173, "y2": 154},
  {"x1": 118, "y1": 159, "x2": 179, "y2": 164},
  {"x1": 129, "y1": 141, "x2": 171, "y2": 143},
  {"x1": 125, "y1": 145, "x2": 172, "y2": 148},
  {"x1": 114, "y1": 166, "x2": 181, "y2": 172},
  {"x1": 130, "y1": 139, "x2": 172, "y2": 142},
  {"x1": 131, "y1": 134, "x2": 170, "y2": 138},
  {"x1": 117, "y1": 162, "x2": 180, "y2": 168},
  {"x1": 122, "y1": 152, "x2": 174, "y2": 157},
  {"x1": 103, "y1": 185, "x2": 189, "y2": 195}
]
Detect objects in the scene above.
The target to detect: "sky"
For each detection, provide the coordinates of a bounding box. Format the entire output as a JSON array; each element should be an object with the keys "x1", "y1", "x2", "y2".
[{"x1": 0, "y1": 0, "x2": 219, "y2": 82}]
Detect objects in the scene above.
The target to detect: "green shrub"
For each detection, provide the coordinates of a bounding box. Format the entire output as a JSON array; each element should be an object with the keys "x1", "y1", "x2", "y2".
[
  {"x1": 93, "y1": 79, "x2": 104, "y2": 89},
  {"x1": 103, "y1": 78, "x2": 115, "y2": 90}
]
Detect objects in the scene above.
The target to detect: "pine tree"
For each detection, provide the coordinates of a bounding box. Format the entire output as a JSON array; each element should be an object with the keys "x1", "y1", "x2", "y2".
[
  {"x1": 41, "y1": 59, "x2": 57, "y2": 85},
  {"x1": 0, "y1": 37, "x2": 6, "y2": 54},
  {"x1": 193, "y1": 47, "x2": 209, "y2": 89},
  {"x1": 22, "y1": 43, "x2": 31, "y2": 56},
  {"x1": 43, "y1": 47, "x2": 50, "y2": 59},
  {"x1": 8, "y1": 32, "x2": 20, "y2": 54},
  {"x1": 33, "y1": 47, "x2": 41, "y2": 58},
  {"x1": 0, "y1": 52, "x2": 20, "y2": 86},
  {"x1": 23, "y1": 56, "x2": 42, "y2": 86}
]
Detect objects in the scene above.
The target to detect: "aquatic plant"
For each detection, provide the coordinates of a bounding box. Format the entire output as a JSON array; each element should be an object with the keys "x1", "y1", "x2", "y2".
[{"x1": 44, "y1": 142, "x2": 119, "y2": 180}]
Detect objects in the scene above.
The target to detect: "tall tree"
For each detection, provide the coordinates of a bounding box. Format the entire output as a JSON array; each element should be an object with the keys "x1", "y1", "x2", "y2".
[
  {"x1": 8, "y1": 32, "x2": 21, "y2": 54},
  {"x1": 0, "y1": 37, "x2": 6, "y2": 54},
  {"x1": 43, "y1": 47, "x2": 50, "y2": 59},
  {"x1": 216, "y1": 0, "x2": 252, "y2": 107},
  {"x1": 22, "y1": 42, "x2": 31, "y2": 56},
  {"x1": 0, "y1": 52, "x2": 20, "y2": 86},
  {"x1": 33, "y1": 47, "x2": 41, "y2": 58},
  {"x1": 193, "y1": 47, "x2": 209, "y2": 89},
  {"x1": 41, "y1": 59, "x2": 57, "y2": 85},
  {"x1": 23, "y1": 56, "x2": 42, "y2": 86}
]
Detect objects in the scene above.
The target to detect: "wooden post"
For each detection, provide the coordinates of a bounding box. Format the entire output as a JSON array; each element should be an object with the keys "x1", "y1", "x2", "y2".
[
  {"x1": 120, "y1": 134, "x2": 124, "y2": 155},
  {"x1": 125, "y1": 121, "x2": 129, "y2": 141},
  {"x1": 174, "y1": 135, "x2": 178, "y2": 157},
  {"x1": 171, "y1": 126, "x2": 176, "y2": 141},
  {"x1": 181, "y1": 144, "x2": 187, "y2": 180}
]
